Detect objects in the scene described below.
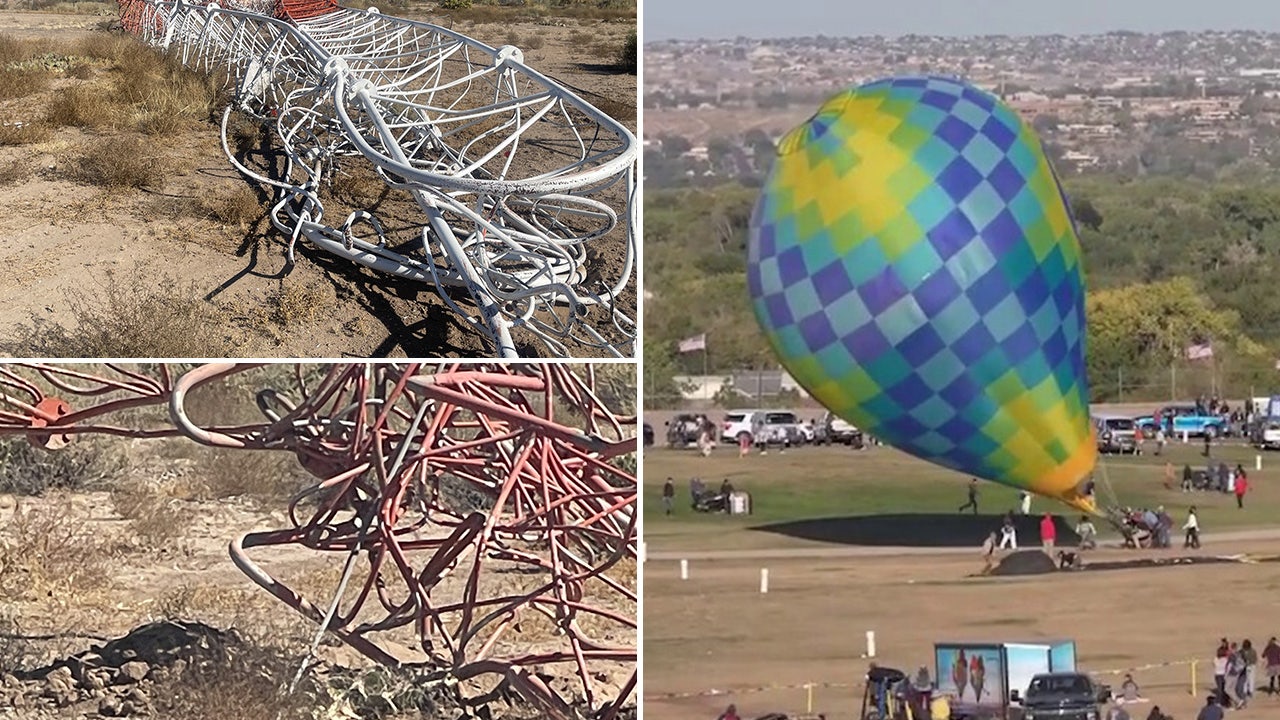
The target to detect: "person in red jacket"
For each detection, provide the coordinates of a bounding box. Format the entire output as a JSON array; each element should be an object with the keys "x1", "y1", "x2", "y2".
[
  {"x1": 1235, "y1": 473, "x2": 1249, "y2": 509},
  {"x1": 1040, "y1": 513, "x2": 1056, "y2": 550}
]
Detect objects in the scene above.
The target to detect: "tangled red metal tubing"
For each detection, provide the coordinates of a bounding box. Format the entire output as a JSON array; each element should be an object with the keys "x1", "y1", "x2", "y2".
[{"x1": 0, "y1": 363, "x2": 637, "y2": 719}]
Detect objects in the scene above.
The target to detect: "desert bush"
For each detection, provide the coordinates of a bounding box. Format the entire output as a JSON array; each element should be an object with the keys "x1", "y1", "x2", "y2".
[
  {"x1": 109, "y1": 477, "x2": 192, "y2": 547},
  {"x1": 2, "y1": 268, "x2": 240, "y2": 357},
  {"x1": 45, "y1": 83, "x2": 117, "y2": 128},
  {"x1": 0, "y1": 500, "x2": 115, "y2": 601},
  {"x1": 0, "y1": 68, "x2": 52, "y2": 100},
  {"x1": 73, "y1": 135, "x2": 162, "y2": 189},
  {"x1": 0, "y1": 435, "x2": 126, "y2": 496},
  {"x1": 150, "y1": 640, "x2": 320, "y2": 720},
  {"x1": 184, "y1": 446, "x2": 309, "y2": 504},
  {"x1": 440, "y1": 0, "x2": 474, "y2": 9},
  {"x1": 617, "y1": 29, "x2": 636, "y2": 73},
  {"x1": 0, "y1": 122, "x2": 51, "y2": 146},
  {"x1": 0, "y1": 34, "x2": 50, "y2": 66},
  {"x1": 76, "y1": 31, "x2": 133, "y2": 63},
  {"x1": 202, "y1": 185, "x2": 262, "y2": 229}
]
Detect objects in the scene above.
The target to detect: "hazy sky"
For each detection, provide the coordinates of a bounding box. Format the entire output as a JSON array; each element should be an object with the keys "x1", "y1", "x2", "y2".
[{"x1": 644, "y1": 0, "x2": 1280, "y2": 41}]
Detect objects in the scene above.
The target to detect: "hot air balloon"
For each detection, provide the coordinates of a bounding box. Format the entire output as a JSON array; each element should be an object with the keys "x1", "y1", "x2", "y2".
[{"x1": 746, "y1": 75, "x2": 1097, "y2": 510}]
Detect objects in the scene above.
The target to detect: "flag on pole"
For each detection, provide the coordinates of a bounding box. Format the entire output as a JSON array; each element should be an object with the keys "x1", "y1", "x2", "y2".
[
  {"x1": 678, "y1": 333, "x2": 706, "y2": 353},
  {"x1": 1185, "y1": 343, "x2": 1213, "y2": 361}
]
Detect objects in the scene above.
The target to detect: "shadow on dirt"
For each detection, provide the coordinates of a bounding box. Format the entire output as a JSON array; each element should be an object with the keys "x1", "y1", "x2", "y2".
[{"x1": 749, "y1": 513, "x2": 1081, "y2": 548}]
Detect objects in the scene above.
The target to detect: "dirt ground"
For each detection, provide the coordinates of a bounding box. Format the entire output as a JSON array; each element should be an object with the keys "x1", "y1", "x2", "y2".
[
  {"x1": 0, "y1": 8, "x2": 636, "y2": 358},
  {"x1": 642, "y1": 539, "x2": 1280, "y2": 720}
]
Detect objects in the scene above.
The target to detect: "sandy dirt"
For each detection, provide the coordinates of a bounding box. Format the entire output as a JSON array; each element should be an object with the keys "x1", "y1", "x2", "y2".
[
  {"x1": 642, "y1": 539, "x2": 1280, "y2": 720},
  {"x1": 0, "y1": 8, "x2": 636, "y2": 359}
]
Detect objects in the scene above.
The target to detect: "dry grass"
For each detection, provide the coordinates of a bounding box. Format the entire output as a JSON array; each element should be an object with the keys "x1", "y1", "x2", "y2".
[
  {"x1": 2, "y1": 266, "x2": 241, "y2": 357},
  {"x1": 76, "y1": 31, "x2": 134, "y2": 63},
  {"x1": 45, "y1": 83, "x2": 116, "y2": 129},
  {"x1": 0, "y1": 157, "x2": 34, "y2": 186},
  {"x1": 0, "y1": 435, "x2": 127, "y2": 496},
  {"x1": 109, "y1": 477, "x2": 193, "y2": 548},
  {"x1": 0, "y1": 35, "x2": 52, "y2": 66},
  {"x1": 183, "y1": 446, "x2": 308, "y2": 504},
  {"x1": 0, "y1": 68, "x2": 52, "y2": 100},
  {"x1": 0, "y1": 122, "x2": 51, "y2": 146},
  {"x1": 72, "y1": 135, "x2": 163, "y2": 189},
  {"x1": 202, "y1": 185, "x2": 262, "y2": 230},
  {"x1": 0, "y1": 498, "x2": 116, "y2": 602}
]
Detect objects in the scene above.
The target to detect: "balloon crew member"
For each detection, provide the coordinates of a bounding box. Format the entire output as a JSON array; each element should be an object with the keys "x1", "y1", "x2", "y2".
[
  {"x1": 958, "y1": 479, "x2": 979, "y2": 514},
  {"x1": 662, "y1": 478, "x2": 675, "y2": 516},
  {"x1": 1234, "y1": 471, "x2": 1248, "y2": 509},
  {"x1": 1184, "y1": 507, "x2": 1201, "y2": 549},
  {"x1": 1039, "y1": 513, "x2": 1056, "y2": 550},
  {"x1": 999, "y1": 513, "x2": 1017, "y2": 550}
]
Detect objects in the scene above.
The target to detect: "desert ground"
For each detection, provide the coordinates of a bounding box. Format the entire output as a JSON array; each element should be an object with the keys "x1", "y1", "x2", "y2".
[
  {"x1": 642, "y1": 436, "x2": 1280, "y2": 720},
  {"x1": 0, "y1": 3, "x2": 636, "y2": 358},
  {"x1": 0, "y1": 364, "x2": 637, "y2": 719}
]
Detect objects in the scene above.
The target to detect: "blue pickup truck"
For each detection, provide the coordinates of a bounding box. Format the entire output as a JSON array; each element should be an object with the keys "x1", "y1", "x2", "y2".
[{"x1": 1135, "y1": 405, "x2": 1229, "y2": 438}]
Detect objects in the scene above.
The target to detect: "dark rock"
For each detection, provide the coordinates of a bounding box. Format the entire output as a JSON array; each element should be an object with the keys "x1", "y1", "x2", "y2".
[{"x1": 99, "y1": 695, "x2": 123, "y2": 717}]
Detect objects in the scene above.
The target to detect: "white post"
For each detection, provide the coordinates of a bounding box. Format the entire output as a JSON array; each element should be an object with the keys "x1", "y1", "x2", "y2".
[
  {"x1": 1182, "y1": 430, "x2": 1189, "y2": 443},
  {"x1": 760, "y1": 568, "x2": 769, "y2": 594},
  {"x1": 639, "y1": 541, "x2": 647, "y2": 564},
  {"x1": 679, "y1": 559, "x2": 688, "y2": 580},
  {"x1": 1257, "y1": 455, "x2": 1263, "y2": 471},
  {"x1": 866, "y1": 630, "x2": 877, "y2": 658}
]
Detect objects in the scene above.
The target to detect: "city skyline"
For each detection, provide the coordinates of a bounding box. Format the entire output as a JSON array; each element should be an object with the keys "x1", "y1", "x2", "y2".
[{"x1": 645, "y1": 0, "x2": 1280, "y2": 41}]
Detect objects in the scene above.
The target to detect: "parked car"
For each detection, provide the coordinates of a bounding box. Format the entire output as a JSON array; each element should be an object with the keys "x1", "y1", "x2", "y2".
[
  {"x1": 642, "y1": 423, "x2": 654, "y2": 447},
  {"x1": 1253, "y1": 417, "x2": 1280, "y2": 450},
  {"x1": 665, "y1": 413, "x2": 708, "y2": 448},
  {"x1": 1135, "y1": 404, "x2": 1227, "y2": 438},
  {"x1": 1013, "y1": 672, "x2": 1109, "y2": 720},
  {"x1": 720, "y1": 410, "x2": 803, "y2": 447},
  {"x1": 821, "y1": 411, "x2": 864, "y2": 447},
  {"x1": 1092, "y1": 414, "x2": 1139, "y2": 455}
]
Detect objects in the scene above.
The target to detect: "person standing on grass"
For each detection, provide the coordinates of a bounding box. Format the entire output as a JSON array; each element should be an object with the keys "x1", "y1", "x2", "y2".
[
  {"x1": 1234, "y1": 472, "x2": 1248, "y2": 509},
  {"x1": 1262, "y1": 637, "x2": 1280, "y2": 694},
  {"x1": 662, "y1": 478, "x2": 675, "y2": 516},
  {"x1": 1075, "y1": 516, "x2": 1097, "y2": 550},
  {"x1": 1163, "y1": 461, "x2": 1175, "y2": 490},
  {"x1": 958, "y1": 478, "x2": 979, "y2": 514},
  {"x1": 999, "y1": 515, "x2": 1018, "y2": 550},
  {"x1": 1183, "y1": 507, "x2": 1201, "y2": 549},
  {"x1": 1039, "y1": 513, "x2": 1056, "y2": 551},
  {"x1": 717, "y1": 704, "x2": 741, "y2": 720},
  {"x1": 1018, "y1": 490, "x2": 1031, "y2": 515}
]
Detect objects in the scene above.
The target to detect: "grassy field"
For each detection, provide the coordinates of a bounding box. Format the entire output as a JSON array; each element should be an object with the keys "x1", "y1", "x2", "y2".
[{"x1": 643, "y1": 439, "x2": 1280, "y2": 552}]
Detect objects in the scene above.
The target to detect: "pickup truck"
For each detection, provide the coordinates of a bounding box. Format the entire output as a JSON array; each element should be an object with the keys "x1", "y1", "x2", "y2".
[
  {"x1": 1012, "y1": 672, "x2": 1107, "y2": 720},
  {"x1": 1135, "y1": 404, "x2": 1227, "y2": 439}
]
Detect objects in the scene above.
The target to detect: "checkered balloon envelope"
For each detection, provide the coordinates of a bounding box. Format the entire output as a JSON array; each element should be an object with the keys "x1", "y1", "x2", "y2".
[{"x1": 747, "y1": 75, "x2": 1097, "y2": 508}]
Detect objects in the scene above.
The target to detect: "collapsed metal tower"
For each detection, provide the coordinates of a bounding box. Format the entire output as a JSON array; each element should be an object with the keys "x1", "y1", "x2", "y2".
[
  {"x1": 0, "y1": 363, "x2": 638, "y2": 719},
  {"x1": 116, "y1": 0, "x2": 638, "y2": 358}
]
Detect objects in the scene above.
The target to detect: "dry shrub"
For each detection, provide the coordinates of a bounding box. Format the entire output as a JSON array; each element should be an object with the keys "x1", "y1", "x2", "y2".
[
  {"x1": 185, "y1": 447, "x2": 308, "y2": 504},
  {"x1": 327, "y1": 163, "x2": 387, "y2": 208},
  {"x1": 109, "y1": 477, "x2": 192, "y2": 547},
  {"x1": 0, "y1": 499, "x2": 114, "y2": 601},
  {"x1": 0, "y1": 435, "x2": 126, "y2": 496},
  {"x1": 0, "y1": 157, "x2": 33, "y2": 186},
  {"x1": 45, "y1": 83, "x2": 117, "y2": 128},
  {"x1": 76, "y1": 31, "x2": 133, "y2": 63},
  {"x1": 0, "y1": 122, "x2": 51, "y2": 146},
  {"x1": 74, "y1": 135, "x2": 162, "y2": 189},
  {"x1": 0, "y1": 68, "x2": 52, "y2": 100},
  {"x1": 115, "y1": 47, "x2": 222, "y2": 135},
  {"x1": 268, "y1": 282, "x2": 327, "y2": 326},
  {"x1": 202, "y1": 185, "x2": 262, "y2": 229},
  {"x1": 150, "y1": 641, "x2": 320, "y2": 720},
  {"x1": 225, "y1": 111, "x2": 265, "y2": 154},
  {"x1": 0, "y1": 35, "x2": 51, "y2": 66},
  {"x1": 2, "y1": 268, "x2": 240, "y2": 357}
]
